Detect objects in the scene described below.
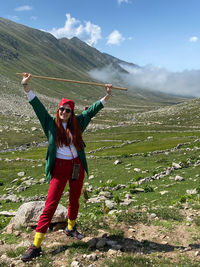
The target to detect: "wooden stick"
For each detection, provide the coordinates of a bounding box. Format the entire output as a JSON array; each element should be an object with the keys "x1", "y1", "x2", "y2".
[{"x1": 16, "y1": 73, "x2": 127, "y2": 91}]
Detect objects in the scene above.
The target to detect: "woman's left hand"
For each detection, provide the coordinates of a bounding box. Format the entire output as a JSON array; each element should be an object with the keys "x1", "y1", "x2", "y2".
[{"x1": 105, "y1": 84, "x2": 112, "y2": 96}]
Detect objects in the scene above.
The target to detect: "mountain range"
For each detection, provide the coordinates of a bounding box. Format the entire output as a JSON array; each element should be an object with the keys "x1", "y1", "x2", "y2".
[{"x1": 0, "y1": 17, "x2": 184, "y2": 107}]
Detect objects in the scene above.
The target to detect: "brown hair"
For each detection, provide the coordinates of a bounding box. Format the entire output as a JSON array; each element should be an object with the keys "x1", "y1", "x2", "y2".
[{"x1": 55, "y1": 109, "x2": 84, "y2": 150}]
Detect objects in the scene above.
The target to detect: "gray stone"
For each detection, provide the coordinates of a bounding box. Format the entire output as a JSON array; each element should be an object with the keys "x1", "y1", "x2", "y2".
[
  {"x1": 160, "y1": 191, "x2": 168, "y2": 195},
  {"x1": 8, "y1": 201, "x2": 68, "y2": 229},
  {"x1": 71, "y1": 261, "x2": 83, "y2": 267},
  {"x1": 39, "y1": 178, "x2": 45, "y2": 184},
  {"x1": 134, "y1": 168, "x2": 141, "y2": 172},
  {"x1": 135, "y1": 188, "x2": 145, "y2": 193},
  {"x1": 5, "y1": 195, "x2": 19, "y2": 203},
  {"x1": 114, "y1": 160, "x2": 122, "y2": 165},
  {"x1": 186, "y1": 189, "x2": 197, "y2": 195},
  {"x1": 172, "y1": 163, "x2": 182, "y2": 169},
  {"x1": 0, "y1": 211, "x2": 16, "y2": 217},
  {"x1": 175, "y1": 175, "x2": 184, "y2": 181},
  {"x1": 99, "y1": 191, "x2": 112, "y2": 198},
  {"x1": 105, "y1": 200, "x2": 117, "y2": 210},
  {"x1": 86, "y1": 253, "x2": 98, "y2": 261},
  {"x1": 17, "y1": 171, "x2": 26, "y2": 177}
]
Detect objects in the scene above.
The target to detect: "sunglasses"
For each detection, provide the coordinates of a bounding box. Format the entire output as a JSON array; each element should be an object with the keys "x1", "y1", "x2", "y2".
[{"x1": 59, "y1": 107, "x2": 71, "y2": 113}]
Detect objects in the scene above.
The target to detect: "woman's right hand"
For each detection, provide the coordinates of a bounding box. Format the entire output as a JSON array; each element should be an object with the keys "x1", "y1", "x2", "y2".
[{"x1": 21, "y1": 73, "x2": 32, "y2": 92}]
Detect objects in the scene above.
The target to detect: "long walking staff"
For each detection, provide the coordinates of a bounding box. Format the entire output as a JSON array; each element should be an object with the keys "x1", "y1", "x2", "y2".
[{"x1": 16, "y1": 73, "x2": 127, "y2": 91}]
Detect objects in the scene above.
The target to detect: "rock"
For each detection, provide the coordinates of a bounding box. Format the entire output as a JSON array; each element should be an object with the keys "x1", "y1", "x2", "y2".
[
  {"x1": 39, "y1": 178, "x2": 46, "y2": 184},
  {"x1": 114, "y1": 160, "x2": 122, "y2": 165},
  {"x1": 11, "y1": 178, "x2": 19, "y2": 184},
  {"x1": 186, "y1": 189, "x2": 197, "y2": 195},
  {"x1": 31, "y1": 127, "x2": 37, "y2": 132},
  {"x1": 86, "y1": 253, "x2": 98, "y2": 261},
  {"x1": 135, "y1": 188, "x2": 145, "y2": 193},
  {"x1": 120, "y1": 199, "x2": 134, "y2": 206},
  {"x1": 0, "y1": 254, "x2": 10, "y2": 264},
  {"x1": 6, "y1": 223, "x2": 14, "y2": 234},
  {"x1": 0, "y1": 211, "x2": 17, "y2": 217},
  {"x1": 88, "y1": 196, "x2": 107, "y2": 203},
  {"x1": 195, "y1": 251, "x2": 200, "y2": 256},
  {"x1": 107, "y1": 249, "x2": 118, "y2": 255},
  {"x1": 125, "y1": 193, "x2": 131, "y2": 199},
  {"x1": 126, "y1": 164, "x2": 132, "y2": 167},
  {"x1": 186, "y1": 216, "x2": 193, "y2": 222},
  {"x1": 150, "y1": 213, "x2": 157, "y2": 219},
  {"x1": 108, "y1": 209, "x2": 118, "y2": 215},
  {"x1": 71, "y1": 261, "x2": 83, "y2": 267},
  {"x1": 17, "y1": 171, "x2": 26, "y2": 177},
  {"x1": 175, "y1": 175, "x2": 184, "y2": 181},
  {"x1": 105, "y1": 200, "x2": 117, "y2": 210},
  {"x1": 160, "y1": 191, "x2": 168, "y2": 195},
  {"x1": 172, "y1": 163, "x2": 182, "y2": 169},
  {"x1": 5, "y1": 194, "x2": 19, "y2": 203},
  {"x1": 16, "y1": 240, "x2": 31, "y2": 248},
  {"x1": 134, "y1": 168, "x2": 141, "y2": 172},
  {"x1": 8, "y1": 201, "x2": 68, "y2": 229},
  {"x1": 99, "y1": 191, "x2": 112, "y2": 198},
  {"x1": 166, "y1": 168, "x2": 172, "y2": 175}
]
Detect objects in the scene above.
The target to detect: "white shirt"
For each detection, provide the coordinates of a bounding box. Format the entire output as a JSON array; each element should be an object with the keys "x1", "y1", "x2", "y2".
[{"x1": 56, "y1": 122, "x2": 78, "y2": 160}]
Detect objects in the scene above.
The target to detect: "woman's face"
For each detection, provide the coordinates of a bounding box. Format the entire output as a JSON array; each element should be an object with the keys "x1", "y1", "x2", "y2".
[{"x1": 58, "y1": 104, "x2": 72, "y2": 122}]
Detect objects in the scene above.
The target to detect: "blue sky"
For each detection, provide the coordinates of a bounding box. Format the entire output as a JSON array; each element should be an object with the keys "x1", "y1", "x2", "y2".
[{"x1": 1, "y1": 0, "x2": 200, "y2": 74}]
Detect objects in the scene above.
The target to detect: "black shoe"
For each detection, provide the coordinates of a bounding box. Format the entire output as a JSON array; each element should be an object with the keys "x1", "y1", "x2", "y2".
[
  {"x1": 21, "y1": 244, "x2": 42, "y2": 262},
  {"x1": 64, "y1": 226, "x2": 84, "y2": 240}
]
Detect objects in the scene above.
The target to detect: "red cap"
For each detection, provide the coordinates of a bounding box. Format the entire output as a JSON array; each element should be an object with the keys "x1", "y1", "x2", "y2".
[{"x1": 59, "y1": 98, "x2": 75, "y2": 110}]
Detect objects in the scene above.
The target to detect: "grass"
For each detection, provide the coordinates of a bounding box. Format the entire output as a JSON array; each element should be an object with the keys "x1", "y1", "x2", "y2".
[{"x1": 1, "y1": 98, "x2": 200, "y2": 266}]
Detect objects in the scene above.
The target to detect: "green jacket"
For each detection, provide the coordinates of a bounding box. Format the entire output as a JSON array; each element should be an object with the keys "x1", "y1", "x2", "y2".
[{"x1": 29, "y1": 96, "x2": 104, "y2": 183}]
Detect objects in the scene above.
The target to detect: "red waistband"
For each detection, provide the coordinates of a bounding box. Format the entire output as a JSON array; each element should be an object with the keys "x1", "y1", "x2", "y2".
[{"x1": 55, "y1": 157, "x2": 80, "y2": 164}]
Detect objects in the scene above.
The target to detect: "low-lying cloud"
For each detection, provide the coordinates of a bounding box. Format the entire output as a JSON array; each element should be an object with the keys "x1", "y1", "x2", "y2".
[{"x1": 89, "y1": 64, "x2": 200, "y2": 97}]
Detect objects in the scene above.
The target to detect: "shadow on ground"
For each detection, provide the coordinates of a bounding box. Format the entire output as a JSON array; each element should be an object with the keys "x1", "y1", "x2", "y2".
[{"x1": 48, "y1": 234, "x2": 197, "y2": 255}]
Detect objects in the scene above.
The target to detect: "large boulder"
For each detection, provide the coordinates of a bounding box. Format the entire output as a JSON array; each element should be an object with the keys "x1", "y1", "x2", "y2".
[{"x1": 8, "y1": 201, "x2": 68, "y2": 229}]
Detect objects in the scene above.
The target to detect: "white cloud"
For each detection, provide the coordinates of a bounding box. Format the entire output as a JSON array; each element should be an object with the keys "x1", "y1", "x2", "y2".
[
  {"x1": 89, "y1": 64, "x2": 200, "y2": 97},
  {"x1": 48, "y1": 13, "x2": 101, "y2": 46},
  {"x1": 189, "y1": 36, "x2": 198, "y2": 42},
  {"x1": 107, "y1": 30, "x2": 125, "y2": 45},
  {"x1": 118, "y1": 0, "x2": 131, "y2": 5},
  {"x1": 14, "y1": 5, "x2": 32, "y2": 12}
]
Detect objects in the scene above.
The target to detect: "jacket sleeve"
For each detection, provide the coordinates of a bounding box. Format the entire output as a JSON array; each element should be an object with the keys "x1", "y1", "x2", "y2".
[
  {"x1": 29, "y1": 96, "x2": 53, "y2": 138},
  {"x1": 76, "y1": 100, "x2": 104, "y2": 132}
]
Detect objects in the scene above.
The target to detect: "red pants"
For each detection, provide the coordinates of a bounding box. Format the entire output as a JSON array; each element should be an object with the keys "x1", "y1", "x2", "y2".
[{"x1": 36, "y1": 157, "x2": 84, "y2": 233}]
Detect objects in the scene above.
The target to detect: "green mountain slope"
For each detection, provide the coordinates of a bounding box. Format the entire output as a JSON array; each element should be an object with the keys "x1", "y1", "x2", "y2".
[{"x1": 0, "y1": 17, "x2": 184, "y2": 106}]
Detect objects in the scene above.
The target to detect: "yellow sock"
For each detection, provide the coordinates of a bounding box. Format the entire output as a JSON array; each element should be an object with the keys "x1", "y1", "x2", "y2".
[
  {"x1": 68, "y1": 219, "x2": 76, "y2": 230},
  {"x1": 33, "y1": 232, "x2": 44, "y2": 248}
]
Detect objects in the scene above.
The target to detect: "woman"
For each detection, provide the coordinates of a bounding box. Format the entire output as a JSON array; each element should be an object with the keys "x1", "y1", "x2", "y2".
[{"x1": 21, "y1": 73, "x2": 112, "y2": 262}]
